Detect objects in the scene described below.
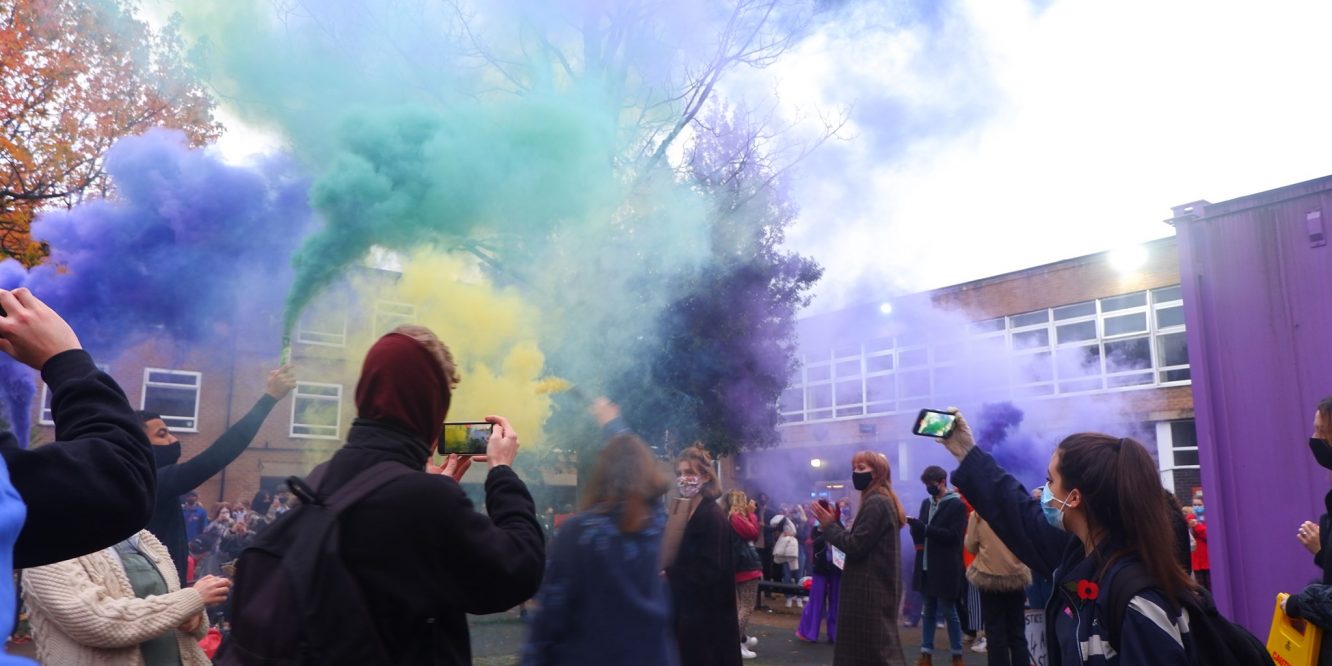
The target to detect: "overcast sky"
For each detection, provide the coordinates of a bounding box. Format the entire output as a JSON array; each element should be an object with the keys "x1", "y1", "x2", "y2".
[
  {"x1": 208, "y1": 0, "x2": 1332, "y2": 312},
  {"x1": 726, "y1": 0, "x2": 1332, "y2": 310}
]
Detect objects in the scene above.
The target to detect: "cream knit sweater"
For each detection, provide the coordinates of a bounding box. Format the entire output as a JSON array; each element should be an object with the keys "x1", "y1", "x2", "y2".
[{"x1": 21, "y1": 529, "x2": 211, "y2": 666}]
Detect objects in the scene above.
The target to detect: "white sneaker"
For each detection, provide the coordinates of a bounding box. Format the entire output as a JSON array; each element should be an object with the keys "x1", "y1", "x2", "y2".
[
  {"x1": 740, "y1": 646, "x2": 757, "y2": 659},
  {"x1": 745, "y1": 636, "x2": 758, "y2": 648},
  {"x1": 971, "y1": 637, "x2": 988, "y2": 653},
  {"x1": 797, "y1": 597, "x2": 806, "y2": 608},
  {"x1": 786, "y1": 597, "x2": 795, "y2": 608}
]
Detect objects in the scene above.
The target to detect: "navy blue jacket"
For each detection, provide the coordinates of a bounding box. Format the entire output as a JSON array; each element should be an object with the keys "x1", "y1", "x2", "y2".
[{"x1": 952, "y1": 448, "x2": 1194, "y2": 665}]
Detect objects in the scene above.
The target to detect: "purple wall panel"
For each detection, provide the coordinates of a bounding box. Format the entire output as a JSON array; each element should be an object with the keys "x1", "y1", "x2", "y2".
[{"x1": 1175, "y1": 176, "x2": 1332, "y2": 633}]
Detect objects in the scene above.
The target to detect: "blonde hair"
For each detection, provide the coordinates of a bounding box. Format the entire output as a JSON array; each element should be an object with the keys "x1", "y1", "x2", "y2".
[
  {"x1": 726, "y1": 489, "x2": 750, "y2": 516},
  {"x1": 390, "y1": 324, "x2": 460, "y2": 388}
]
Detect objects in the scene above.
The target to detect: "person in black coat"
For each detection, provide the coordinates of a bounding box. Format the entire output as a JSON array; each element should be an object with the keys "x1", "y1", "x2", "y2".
[
  {"x1": 907, "y1": 465, "x2": 967, "y2": 665},
  {"x1": 139, "y1": 364, "x2": 296, "y2": 583},
  {"x1": 0, "y1": 289, "x2": 158, "y2": 661},
  {"x1": 293, "y1": 326, "x2": 545, "y2": 665},
  {"x1": 665, "y1": 444, "x2": 742, "y2": 666}
]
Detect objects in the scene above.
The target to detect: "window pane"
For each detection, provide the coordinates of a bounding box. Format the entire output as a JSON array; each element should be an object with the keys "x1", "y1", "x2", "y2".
[
  {"x1": 1104, "y1": 337, "x2": 1152, "y2": 371},
  {"x1": 836, "y1": 406, "x2": 865, "y2": 418},
  {"x1": 1156, "y1": 306, "x2": 1185, "y2": 329},
  {"x1": 1173, "y1": 449, "x2": 1200, "y2": 467},
  {"x1": 1152, "y1": 285, "x2": 1183, "y2": 303},
  {"x1": 835, "y1": 360, "x2": 861, "y2": 379},
  {"x1": 1056, "y1": 321, "x2": 1097, "y2": 344},
  {"x1": 865, "y1": 337, "x2": 894, "y2": 353},
  {"x1": 866, "y1": 355, "x2": 894, "y2": 373},
  {"x1": 1158, "y1": 332, "x2": 1189, "y2": 367},
  {"x1": 1015, "y1": 383, "x2": 1055, "y2": 397},
  {"x1": 834, "y1": 344, "x2": 860, "y2": 359},
  {"x1": 1012, "y1": 329, "x2": 1050, "y2": 350},
  {"x1": 1107, "y1": 372, "x2": 1153, "y2": 388},
  {"x1": 148, "y1": 371, "x2": 198, "y2": 386},
  {"x1": 144, "y1": 386, "x2": 197, "y2": 429},
  {"x1": 807, "y1": 385, "x2": 833, "y2": 410},
  {"x1": 1011, "y1": 310, "x2": 1050, "y2": 327},
  {"x1": 1054, "y1": 301, "x2": 1096, "y2": 320},
  {"x1": 933, "y1": 366, "x2": 964, "y2": 396},
  {"x1": 779, "y1": 389, "x2": 803, "y2": 413},
  {"x1": 1104, "y1": 312, "x2": 1148, "y2": 336},
  {"x1": 1161, "y1": 368, "x2": 1192, "y2": 382},
  {"x1": 900, "y1": 370, "x2": 930, "y2": 397},
  {"x1": 1059, "y1": 377, "x2": 1102, "y2": 393},
  {"x1": 806, "y1": 365, "x2": 831, "y2": 382},
  {"x1": 780, "y1": 412, "x2": 805, "y2": 424},
  {"x1": 971, "y1": 318, "x2": 1004, "y2": 333},
  {"x1": 899, "y1": 348, "x2": 929, "y2": 367},
  {"x1": 934, "y1": 342, "x2": 965, "y2": 363},
  {"x1": 1170, "y1": 420, "x2": 1197, "y2": 445},
  {"x1": 835, "y1": 381, "x2": 862, "y2": 406},
  {"x1": 808, "y1": 410, "x2": 833, "y2": 421},
  {"x1": 1056, "y1": 344, "x2": 1101, "y2": 375},
  {"x1": 1014, "y1": 352, "x2": 1054, "y2": 383},
  {"x1": 866, "y1": 375, "x2": 896, "y2": 403},
  {"x1": 1101, "y1": 292, "x2": 1147, "y2": 312},
  {"x1": 866, "y1": 402, "x2": 892, "y2": 415}
]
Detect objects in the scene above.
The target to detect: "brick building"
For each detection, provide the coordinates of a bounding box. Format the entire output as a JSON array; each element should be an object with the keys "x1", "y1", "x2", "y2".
[{"x1": 740, "y1": 236, "x2": 1200, "y2": 505}]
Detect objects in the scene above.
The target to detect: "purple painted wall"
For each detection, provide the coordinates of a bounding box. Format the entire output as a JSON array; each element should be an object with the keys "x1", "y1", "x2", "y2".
[{"x1": 1172, "y1": 175, "x2": 1332, "y2": 633}]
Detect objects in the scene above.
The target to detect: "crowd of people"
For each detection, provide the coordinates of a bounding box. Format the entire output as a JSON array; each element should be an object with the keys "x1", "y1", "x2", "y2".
[{"x1": 0, "y1": 288, "x2": 1320, "y2": 666}]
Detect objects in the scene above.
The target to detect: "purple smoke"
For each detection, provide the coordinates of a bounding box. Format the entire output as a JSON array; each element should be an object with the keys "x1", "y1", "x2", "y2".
[{"x1": 0, "y1": 129, "x2": 312, "y2": 445}]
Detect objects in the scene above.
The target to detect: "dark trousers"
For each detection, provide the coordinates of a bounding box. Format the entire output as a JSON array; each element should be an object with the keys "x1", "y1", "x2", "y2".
[{"x1": 980, "y1": 589, "x2": 1029, "y2": 666}]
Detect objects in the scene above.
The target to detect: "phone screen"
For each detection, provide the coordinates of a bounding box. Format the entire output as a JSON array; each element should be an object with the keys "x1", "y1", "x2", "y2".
[
  {"x1": 440, "y1": 422, "x2": 493, "y2": 456},
  {"x1": 912, "y1": 410, "x2": 958, "y2": 438}
]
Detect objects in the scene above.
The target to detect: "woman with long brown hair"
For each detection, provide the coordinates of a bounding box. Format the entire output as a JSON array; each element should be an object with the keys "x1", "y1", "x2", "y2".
[
  {"x1": 665, "y1": 444, "x2": 741, "y2": 666},
  {"x1": 521, "y1": 434, "x2": 678, "y2": 666},
  {"x1": 941, "y1": 411, "x2": 1196, "y2": 665},
  {"x1": 810, "y1": 451, "x2": 909, "y2": 666}
]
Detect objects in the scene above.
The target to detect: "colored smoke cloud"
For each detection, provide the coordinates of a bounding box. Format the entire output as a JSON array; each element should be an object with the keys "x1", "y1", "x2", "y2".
[{"x1": 0, "y1": 129, "x2": 312, "y2": 443}]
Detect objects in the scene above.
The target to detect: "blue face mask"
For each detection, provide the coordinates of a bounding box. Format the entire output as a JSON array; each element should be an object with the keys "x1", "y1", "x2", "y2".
[
  {"x1": 1041, "y1": 485, "x2": 1070, "y2": 531},
  {"x1": 1192, "y1": 506, "x2": 1204, "y2": 520}
]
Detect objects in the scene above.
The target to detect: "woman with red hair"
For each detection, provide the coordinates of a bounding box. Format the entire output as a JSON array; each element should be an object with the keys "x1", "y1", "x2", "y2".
[{"x1": 810, "y1": 451, "x2": 909, "y2": 665}]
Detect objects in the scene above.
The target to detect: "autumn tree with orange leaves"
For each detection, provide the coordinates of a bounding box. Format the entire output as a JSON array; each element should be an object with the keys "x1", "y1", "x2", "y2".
[{"x1": 0, "y1": 0, "x2": 219, "y2": 265}]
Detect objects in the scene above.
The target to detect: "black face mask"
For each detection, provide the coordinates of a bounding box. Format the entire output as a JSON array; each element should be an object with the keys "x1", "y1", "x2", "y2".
[
  {"x1": 926, "y1": 484, "x2": 942, "y2": 497},
  {"x1": 153, "y1": 441, "x2": 182, "y2": 468},
  {"x1": 1311, "y1": 438, "x2": 1332, "y2": 470},
  {"x1": 851, "y1": 471, "x2": 872, "y2": 491}
]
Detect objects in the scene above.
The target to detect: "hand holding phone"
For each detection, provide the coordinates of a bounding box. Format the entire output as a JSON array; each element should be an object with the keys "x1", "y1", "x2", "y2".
[
  {"x1": 912, "y1": 409, "x2": 958, "y2": 439},
  {"x1": 440, "y1": 422, "x2": 494, "y2": 456}
]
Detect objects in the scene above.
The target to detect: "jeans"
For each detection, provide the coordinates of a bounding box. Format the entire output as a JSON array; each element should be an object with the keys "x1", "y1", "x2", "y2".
[
  {"x1": 980, "y1": 589, "x2": 1029, "y2": 666},
  {"x1": 921, "y1": 595, "x2": 964, "y2": 656}
]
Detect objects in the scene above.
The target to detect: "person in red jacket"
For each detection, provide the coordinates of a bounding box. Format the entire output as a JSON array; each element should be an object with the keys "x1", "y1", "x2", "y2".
[
  {"x1": 1185, "y1": 506, "x2": 1210, "y2": 591},
  {"x1": 727, "y1": 490, "x2": 764, "y2": 660}
]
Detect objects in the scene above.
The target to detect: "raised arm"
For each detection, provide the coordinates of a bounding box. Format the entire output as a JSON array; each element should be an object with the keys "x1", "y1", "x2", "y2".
[
  {"x1": 157, "y1": 366, "x2": 294, "y2": 495},
  {"x1": 0, "y1": 289, "x2": 156, "y2": 568}
]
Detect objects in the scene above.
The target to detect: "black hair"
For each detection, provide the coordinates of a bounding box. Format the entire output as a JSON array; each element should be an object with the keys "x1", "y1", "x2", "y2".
[
  {"x1": 136, "y1": 410, "x2": 162, "y2": 423},
  {"x1": 920, "y1": 465, "x2": 947, "y2": 484}
]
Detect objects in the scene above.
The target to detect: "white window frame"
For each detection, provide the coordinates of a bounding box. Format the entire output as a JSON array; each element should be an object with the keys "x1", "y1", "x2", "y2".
[
  {"x1": 290, "y1": 382, "x2": 343, "y2": 440},
  {"x1": 295, "y1": 308, "x2": 349, "y2": 348},
  {"x1": 141, "y1": 368, "x2": 202, "y2": 433},
  {"x1": 374, "y1": 301, "x2": 417, "y2": 336}
]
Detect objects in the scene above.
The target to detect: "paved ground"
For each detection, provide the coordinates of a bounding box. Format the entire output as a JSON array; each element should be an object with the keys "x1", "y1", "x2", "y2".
[{"x1": 470, "y1": 603, "x2": 998, "y2": 666}]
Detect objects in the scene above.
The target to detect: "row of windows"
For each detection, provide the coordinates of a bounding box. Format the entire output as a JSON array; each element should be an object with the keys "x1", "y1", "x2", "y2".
[
  {"x1": 296, "y1": 300, "x2": 417, "y2": 348},
  {"x1": 780, "y1": 286, "x2": 1190, "y2": 423},
  {"x1": 40, "y1": 371, "x2": 344, "y2": 441}
]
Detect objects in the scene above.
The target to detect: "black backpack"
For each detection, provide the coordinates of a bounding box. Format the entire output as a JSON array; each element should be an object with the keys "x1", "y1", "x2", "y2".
[
  {"x1": 214, "y1": 460, "x2": 414, "y2": 666},
  {"x1": 1106, "y1": 563, "x2": 1275, "y2": 666}
]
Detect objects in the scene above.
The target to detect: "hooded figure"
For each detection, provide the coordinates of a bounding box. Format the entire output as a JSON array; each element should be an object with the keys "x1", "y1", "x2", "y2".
[{"x1": 297, "y1": 327, "x2": 545, "y2": 665}]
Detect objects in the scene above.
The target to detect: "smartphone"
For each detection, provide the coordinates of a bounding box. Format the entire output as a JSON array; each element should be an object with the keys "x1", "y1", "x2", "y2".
[
  {"x1": 912, "y1": 409, "x2": 958, "y2": 438},
  {"x1": 440, "y1": 422, "x2": 494, "y2": 456}
]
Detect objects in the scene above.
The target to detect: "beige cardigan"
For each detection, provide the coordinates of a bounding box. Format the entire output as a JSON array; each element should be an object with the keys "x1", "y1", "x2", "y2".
[
  {"x1": 22, "y1": 529, "x2": 211, "y2": 666},
  {"x1": 964, "y1": 512, "x2": 1032, "y2": 592}
]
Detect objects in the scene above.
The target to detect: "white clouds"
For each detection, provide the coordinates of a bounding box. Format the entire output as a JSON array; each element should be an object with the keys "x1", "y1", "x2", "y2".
[{"x1": 756, "y1": 0, "x2": 1332, "y2": 310}]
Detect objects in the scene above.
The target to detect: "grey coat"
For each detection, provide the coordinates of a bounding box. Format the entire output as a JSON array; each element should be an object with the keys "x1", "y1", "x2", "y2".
[{"x1": 822, "y1": 493, "x2": 908, "y2": 666}]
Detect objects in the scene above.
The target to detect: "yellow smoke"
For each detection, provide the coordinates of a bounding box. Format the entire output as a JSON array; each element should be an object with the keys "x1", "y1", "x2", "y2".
[{"x1": 341, "y1": 250, "x2": 562, "y2": 449}]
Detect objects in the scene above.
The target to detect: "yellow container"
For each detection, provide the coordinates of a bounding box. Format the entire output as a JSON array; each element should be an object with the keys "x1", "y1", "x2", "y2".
[{"x1": 1269, "y1": 593, "x2": 1323, "y2": 666}]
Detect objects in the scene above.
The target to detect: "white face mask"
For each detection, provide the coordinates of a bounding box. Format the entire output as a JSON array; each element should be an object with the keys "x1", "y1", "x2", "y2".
[{"x1": 677, "y1": 475, "x2": 702, "y2": 498}]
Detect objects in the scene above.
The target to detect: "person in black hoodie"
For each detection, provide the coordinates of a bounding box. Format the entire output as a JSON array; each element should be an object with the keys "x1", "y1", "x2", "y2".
[
  {"x1": 0, "y1": 289, "x2": 157, "y2": 661},
  {"x1": 139, "y1": 364, "x2": 296, "y2": 583},
  {"x1": 301, "y1": 325, "x2": 545, "y2": 665}
]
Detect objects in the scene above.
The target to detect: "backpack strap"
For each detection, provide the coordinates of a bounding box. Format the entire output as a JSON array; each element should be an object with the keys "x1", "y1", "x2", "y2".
[
  {"x1": 1105, "y1": 561, "x2": 1155, "y2": 652},
  {"x1": 321, "y1": 461, "x2": 417, "y2": 514}
]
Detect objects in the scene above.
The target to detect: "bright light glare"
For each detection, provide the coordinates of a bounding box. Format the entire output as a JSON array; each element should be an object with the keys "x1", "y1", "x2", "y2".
[
  {"x1": 810, "y1": 458, "x2": 823, "y2": 469},
  {"x1": 1108, "y1": 245, "x2": 1148, "y2": 273},
  {"x1": 878, "y1": 302, "x2": 894, "y2": 315}
]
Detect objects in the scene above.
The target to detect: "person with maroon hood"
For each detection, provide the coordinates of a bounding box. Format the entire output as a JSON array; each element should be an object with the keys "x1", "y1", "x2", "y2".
[{"x1": 309, "y1": 325, "x2": 545, "y2": 665}]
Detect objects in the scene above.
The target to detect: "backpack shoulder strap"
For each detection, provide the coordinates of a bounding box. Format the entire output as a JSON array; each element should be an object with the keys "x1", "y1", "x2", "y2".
[
  {"x1": 321, "y1": 461, "x2": 417, "y2": 514},
  {"x1": 1105, "y1": 561, "x2": 1155, "y2": 652}
]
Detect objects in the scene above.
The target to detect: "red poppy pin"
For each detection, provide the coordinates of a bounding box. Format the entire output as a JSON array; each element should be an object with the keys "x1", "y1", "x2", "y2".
[{"x1": 1077, "y1": 580, "x2": 1100, "y2": 601}]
